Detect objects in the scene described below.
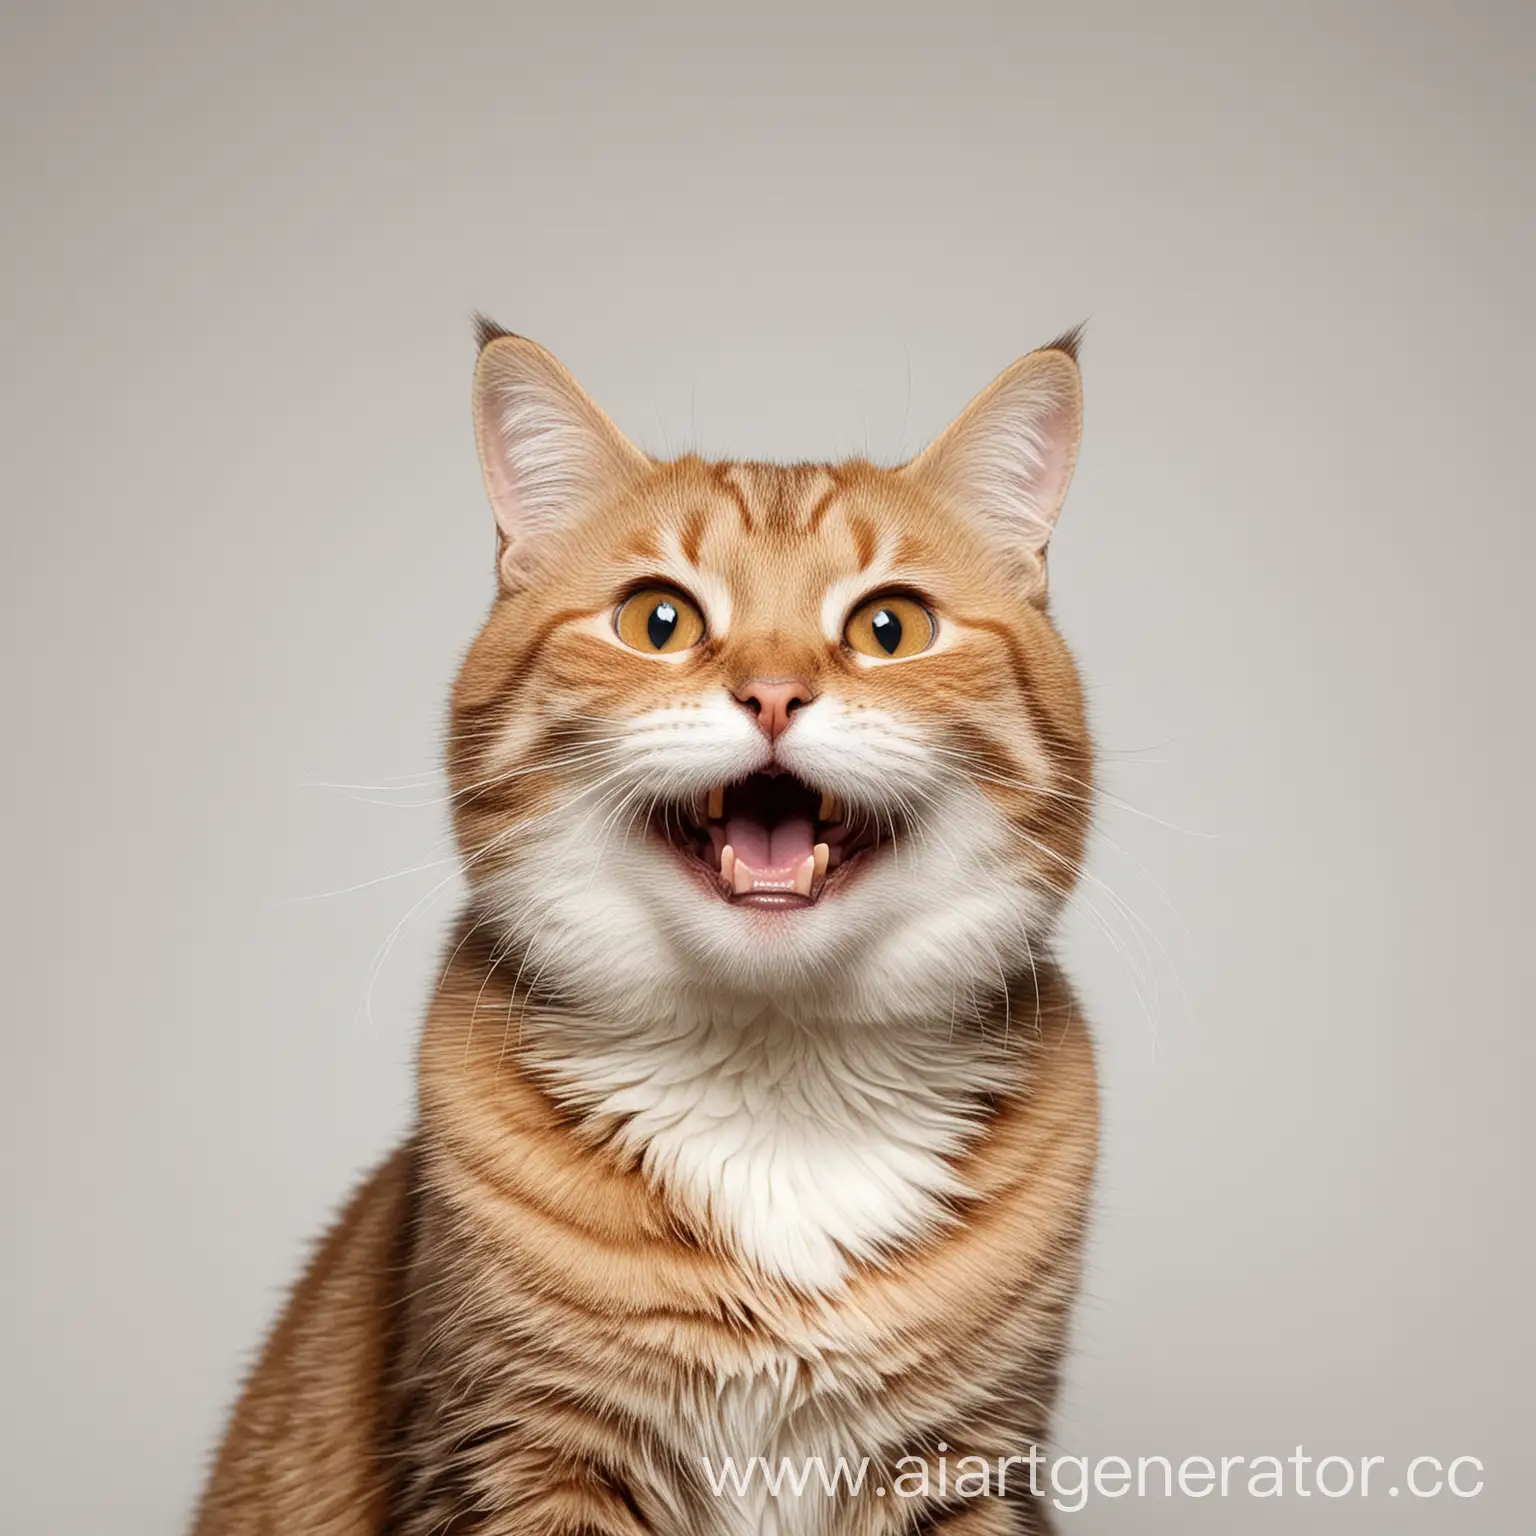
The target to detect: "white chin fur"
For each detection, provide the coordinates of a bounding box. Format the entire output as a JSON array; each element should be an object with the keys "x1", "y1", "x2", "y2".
[{"x1": 470, "y1": 695, "x2": 1056, "y2": 1292}]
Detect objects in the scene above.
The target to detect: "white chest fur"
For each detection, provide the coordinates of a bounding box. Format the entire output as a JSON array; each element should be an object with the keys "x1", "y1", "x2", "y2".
[
  {"x1": 531, "y1": 998, "x2": 1015, "y2": 1535},
  {"x1": 534, "y1": 998, "x2": 1006, "y2": 1293},
  {"x1": 698, "y1": 1361, "x2": 835, "y2": 1536}
]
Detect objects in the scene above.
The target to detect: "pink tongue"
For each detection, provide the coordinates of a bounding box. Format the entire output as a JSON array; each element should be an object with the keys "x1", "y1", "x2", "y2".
[{"x1": 725, "y1": 814, "x2": 815, "y2": 876}]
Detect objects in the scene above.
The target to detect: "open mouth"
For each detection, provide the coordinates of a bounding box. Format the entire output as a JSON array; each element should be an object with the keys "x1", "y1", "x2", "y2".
[{"x1": 654, "y1": 772, "x2": 887, "y2": 909}]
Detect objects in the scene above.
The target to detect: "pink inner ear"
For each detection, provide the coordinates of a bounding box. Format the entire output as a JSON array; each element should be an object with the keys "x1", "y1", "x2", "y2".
[
  {"x1": 1018, "y1": 393, "x2": 1078, "y2": 545},
  {"x1": 907, "y1": 349, "x2": 1082, "y2": 565},
  {"x1": 960, "y1": 363, "x2": 1081, "y2": 556},
  {"x1": 475, "y1": 390, "x2": 525, "y2": 541},
  {"x1": 472, "y1": 339, "x2": 653, "y2": 561}
]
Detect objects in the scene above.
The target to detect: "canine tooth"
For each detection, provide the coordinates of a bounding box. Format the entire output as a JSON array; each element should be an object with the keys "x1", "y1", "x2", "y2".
[
  {"x1": 707, "y1": 785, "x2": 725, "y2": 820},
  {"x1": 720, "y1": 845, "x2": 736, "y2": 888},
  {"x1": 818, "y1": 791, "x2": 838, "y2": 822},
  {"x1": 733, "y1": 854, "x2": 755, "y2": 896},
  {"x1": 793, "y1": 854, "x2": 816, "y2": 897},
  {"x1": 812, "y1": 842, "x2": 829, "y2": 884}
]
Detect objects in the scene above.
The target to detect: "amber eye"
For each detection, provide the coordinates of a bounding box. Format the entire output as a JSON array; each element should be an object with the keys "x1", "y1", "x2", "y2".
[
  {"x1": 843, "y1": 594, "x2": 935, "y2": 659},
  {"x1": 614, "y1": 586, "x2": 706, "y2": 654}
]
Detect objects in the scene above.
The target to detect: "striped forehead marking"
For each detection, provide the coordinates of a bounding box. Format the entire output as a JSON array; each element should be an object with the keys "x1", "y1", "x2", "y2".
[
  {"x1": 714, "y1": 462, "x2": 844, "y2": 539},
  {"x1": 668, "y1": 463, "x2": 886, "y2": 640}
]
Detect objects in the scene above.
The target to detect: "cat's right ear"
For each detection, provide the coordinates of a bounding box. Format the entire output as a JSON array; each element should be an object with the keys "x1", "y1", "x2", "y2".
[
  {"x1": 471, "y1": 323, "x2": 651, "y2": 588},
  {"x1": 900, "y1": 332, "x2": 1084, "y2": 597}
]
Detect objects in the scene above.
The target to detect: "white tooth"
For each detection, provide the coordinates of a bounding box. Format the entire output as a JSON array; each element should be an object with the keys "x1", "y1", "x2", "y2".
[
  {"x1": 720, "y1": 845, "x2": 736, "y2": 888},
  {"x1": 818, "y1": 791, "x2": 838, "y2": 822},
  {"x1": 812, "y1": 842, "x2": 829, "y2": 885},
  {"x1": 793, "y1": 854, "x2": 815, "y2": 897},
  {"x1": 707, "y1": 785, "x2": 725, "y2": 820},
  {"x1": 733, "y1": 854, "x2": 755, "y2": 896}
]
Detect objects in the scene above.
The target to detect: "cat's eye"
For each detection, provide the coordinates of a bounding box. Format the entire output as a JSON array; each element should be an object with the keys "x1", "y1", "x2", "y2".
[
  {"x1": 614, "y1": 586, "x2": 706, "y2": 655},
  {"x1": 843, "y1": 594, "x2": 935, "y2": 660}
]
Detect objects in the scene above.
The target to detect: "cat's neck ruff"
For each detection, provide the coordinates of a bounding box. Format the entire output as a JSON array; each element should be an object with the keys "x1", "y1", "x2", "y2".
[{"x1": 527, "y1": 990, "x2": 1020, "y2": 1295}]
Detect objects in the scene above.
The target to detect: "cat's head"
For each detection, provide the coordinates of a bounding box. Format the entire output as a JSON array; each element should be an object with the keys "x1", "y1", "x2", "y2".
[{"x1": 449, "y1": 326, "x2": 1092, "y2": 1025}]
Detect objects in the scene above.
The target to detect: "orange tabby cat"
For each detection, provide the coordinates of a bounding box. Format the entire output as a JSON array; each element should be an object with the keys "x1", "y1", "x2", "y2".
[{"x1": 194, "y1": 323, "x2": 1098, "y2": 1536}]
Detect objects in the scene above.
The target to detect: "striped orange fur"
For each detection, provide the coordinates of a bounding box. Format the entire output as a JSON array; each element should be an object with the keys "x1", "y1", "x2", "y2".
[{"x1": 195, "y1": 328, "x2": 1099, "y2": 1535}]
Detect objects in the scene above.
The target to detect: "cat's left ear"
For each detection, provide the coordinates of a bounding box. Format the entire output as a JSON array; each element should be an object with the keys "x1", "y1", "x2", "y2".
[
  {"x1": 902, "y1": 332, "x2": 1083, "y2": 594},
  {"x1": 472, "y1": 321, "x2": 652, "y2": 587}
]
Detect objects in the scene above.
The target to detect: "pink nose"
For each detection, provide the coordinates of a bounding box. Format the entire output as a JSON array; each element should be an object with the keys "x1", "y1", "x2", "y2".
[{"x1": 734, "y1": 677, "x2": 814, "y2": 741}]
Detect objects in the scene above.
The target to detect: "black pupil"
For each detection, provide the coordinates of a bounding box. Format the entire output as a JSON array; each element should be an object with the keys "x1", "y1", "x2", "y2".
[
  {"x1": 871, "y1": 607, "x2": 902, "y2": 654},
  {"x1": 647, "y1": 600, "x2": 678, "y2": 649}
]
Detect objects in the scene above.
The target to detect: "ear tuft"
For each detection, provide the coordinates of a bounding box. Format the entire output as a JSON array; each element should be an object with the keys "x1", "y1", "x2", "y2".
[
  {"x1": 1041, "y1": 320, "x2": 1087, "y2": 364},
  {"x1": 902, "y1": 340, "x2": 1084, "y2": 586},
  {"x1": 472, "y1": 311, "x2": 515, "y2": 352},
  {"x1": 471, "y1": 335, "x2": 650, "y2": 584}
]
